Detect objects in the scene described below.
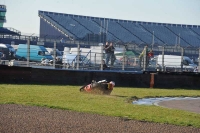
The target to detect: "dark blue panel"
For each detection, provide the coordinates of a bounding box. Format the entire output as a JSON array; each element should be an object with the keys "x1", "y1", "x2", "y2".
[{"x1": 182, "y1": 25, "x2": 186, "y2": 28}]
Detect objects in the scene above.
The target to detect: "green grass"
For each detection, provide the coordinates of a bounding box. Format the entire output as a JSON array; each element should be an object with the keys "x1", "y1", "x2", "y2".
[{"x1": 0, "y1": 84, "x2": 200, "y2": 127}]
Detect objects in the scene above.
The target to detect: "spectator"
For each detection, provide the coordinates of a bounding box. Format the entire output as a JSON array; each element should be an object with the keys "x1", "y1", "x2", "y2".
[
  {"x1": 148, "y1": 50, "x2": 154, "y2": 63},
  {"x1": 110, "y1": 42, "x2": 116, "y2": 66},
  {"x1": 104, "y1": 41, "x2": 116, "y2": 66},
  {"x1": 104, "y1": 41, "x2": 111, "y2": 65},
  {"x1": 139, "y1": 45, "x2": 148, "y2": 67},
  {"x1": 148, "y1": 50, "x2": 154, "y2": 58}
]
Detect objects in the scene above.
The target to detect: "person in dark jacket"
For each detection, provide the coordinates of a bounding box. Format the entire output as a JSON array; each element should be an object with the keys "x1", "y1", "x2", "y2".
[
  {"x1": 104, "y1": 41, "x2": 111, "y2": 65},
  {"x1": 104, "y1": 42, "x2": 116, "y2": 66},
  {"x1": 109, "y1": 42, "x2": 116, "y2": 66}
]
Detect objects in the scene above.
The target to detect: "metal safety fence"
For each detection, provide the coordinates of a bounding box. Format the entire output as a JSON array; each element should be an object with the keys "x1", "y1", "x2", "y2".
[{"x1": 1, "y1": 39, "x2": 200, "y2": 73}]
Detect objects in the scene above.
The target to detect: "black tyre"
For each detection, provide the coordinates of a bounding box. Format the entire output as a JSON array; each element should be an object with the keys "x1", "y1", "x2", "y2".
[{"x1": 79, "y1": 85, "x2": 87, "y2": 92}]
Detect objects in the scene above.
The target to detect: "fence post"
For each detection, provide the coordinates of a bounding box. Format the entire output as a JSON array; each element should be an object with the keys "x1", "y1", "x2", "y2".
[
  {"x1": 94, "y1": 53, "x2": 96, "y2": 66},
  {"x1": 152, "y1": 31, "x2": 154, "y2": 51},
  {"x1": 27, "y1": 38, "x2": 30, "y2": 67},
  {"x1": 53, "y1": 41, "x2": 56, "y2": 68},
  {"x1": 181, "y1": 47, "x2": 184, "y2": 72},
  {"x1": 100, "y1": 43, "x2": 103, "y2": 70},
  {"x1": 77, "y1": 43, "x2": 80, "y2": 70},
  {"x1": 89, "y1": 50, "x2": 91, "y2": 66},
  {"x1": 143, "y1": 46, "x2": 147, "y2": 71},
  {"x1": 122, "y1": 45, "x2": 126, "y2": 70},
  {"x1": 161, "y1": 46, "x2": 165, "y2": 72}
]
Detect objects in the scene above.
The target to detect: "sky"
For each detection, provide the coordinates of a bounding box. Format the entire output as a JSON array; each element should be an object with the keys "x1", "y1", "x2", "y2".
[{"x1": 1, "y1": 0, "x2": 200, "y2": 35}]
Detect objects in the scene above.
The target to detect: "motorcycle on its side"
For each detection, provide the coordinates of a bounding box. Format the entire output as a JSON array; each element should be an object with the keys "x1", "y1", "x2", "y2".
[{"x1": 79, "y1": 80, "x2": 115, "y2": 95}]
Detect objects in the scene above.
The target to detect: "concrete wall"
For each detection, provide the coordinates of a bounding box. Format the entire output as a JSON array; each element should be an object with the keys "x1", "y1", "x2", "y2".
[{"x1": 0, "y1": 65, "x2": 199, "y2": 89}]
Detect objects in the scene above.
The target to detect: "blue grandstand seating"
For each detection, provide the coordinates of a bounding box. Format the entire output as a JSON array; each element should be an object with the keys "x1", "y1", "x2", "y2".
[
  {"x1": 72, "y1": 16, "x2": 100, "y2": 34},
  {"x1": 93, "y1": 19, "x2": 143, "y2": 43},
  {"x1": 190, "y1": 28, "x2": 200, "y2": 38},
  {"x1": 89, "y1": 19, "x2": 121, "y2": 41},
  {"x1": 166, "y1": 25, "x2": 200, "y2": 47},
  {"x1": 119, "y1": 22, "x2": 155, "y2": 44},
  {"x1": 38, "y1": 11, "x2": 200, "y2": 48},
  {"x1": 141, "y1": 24, "x2": 177, "y2": 45},
  {"x1": 47, "y1": 14, "x2": 91, "y2": 39}
]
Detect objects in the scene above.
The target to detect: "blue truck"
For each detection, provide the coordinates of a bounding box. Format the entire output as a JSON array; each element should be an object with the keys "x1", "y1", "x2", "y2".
[{"x1": 16, "y1": 44, "x2": 53, "y2": 62}]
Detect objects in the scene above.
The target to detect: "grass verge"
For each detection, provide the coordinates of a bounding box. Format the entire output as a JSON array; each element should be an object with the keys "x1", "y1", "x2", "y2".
[{"x1": 0, "y1": 84, "x2": 200, "y2": 127}]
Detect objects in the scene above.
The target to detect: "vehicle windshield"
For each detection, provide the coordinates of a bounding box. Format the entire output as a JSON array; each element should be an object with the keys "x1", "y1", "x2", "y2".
[
  {"x1": 45, "y1": 51, "x2": 51, "y2": 56},
  {"x1": 184, "y1": 57, "x2": 194, "y2": 64}
]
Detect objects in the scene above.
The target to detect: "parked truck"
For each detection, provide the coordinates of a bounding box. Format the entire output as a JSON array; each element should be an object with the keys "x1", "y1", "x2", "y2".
[{"x1": 15, "y1": 44, "x2": 53, "y2": 62}]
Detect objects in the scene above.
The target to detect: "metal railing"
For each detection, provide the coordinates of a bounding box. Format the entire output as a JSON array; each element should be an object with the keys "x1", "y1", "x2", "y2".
[{"x1": 1, "y1": 39, "x2": 199, "y2": 73}]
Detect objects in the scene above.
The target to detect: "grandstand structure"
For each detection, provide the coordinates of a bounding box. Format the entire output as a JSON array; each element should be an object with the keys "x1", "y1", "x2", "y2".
[{"x1": 38, "y1": 10, "x2": 200, "y2": 50}]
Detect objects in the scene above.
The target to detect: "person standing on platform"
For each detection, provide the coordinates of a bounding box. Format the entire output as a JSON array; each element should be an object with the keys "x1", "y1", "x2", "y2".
[
  {"x1": 104, "y1": 41, "x2": 112, "y2": 66},
  {"x1": 110, "y1": 42, "x2": 116, "y2": 66}
]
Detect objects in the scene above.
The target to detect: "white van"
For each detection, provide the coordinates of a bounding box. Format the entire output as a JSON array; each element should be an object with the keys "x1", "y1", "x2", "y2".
[
  {"x1": 150, "y1": 55, "x2": 197, "y2": 72},
  {"x1": 46, "y1": 48, "x2": 63, "y2": 59}
]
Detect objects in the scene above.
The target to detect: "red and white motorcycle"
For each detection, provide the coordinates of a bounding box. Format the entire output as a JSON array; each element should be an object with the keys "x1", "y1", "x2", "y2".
[{"x1": 80, "y1": 80, "x2": 115, "y2": 95}]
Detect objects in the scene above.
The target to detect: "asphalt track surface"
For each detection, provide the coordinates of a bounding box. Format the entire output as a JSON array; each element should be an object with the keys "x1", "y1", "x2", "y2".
[
  {"x1": 157, "y1": 99, "x2": 200, "y2": 114},
  {"x1": 0, "y1": 101, "x2": 200, "y2": 133}
]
